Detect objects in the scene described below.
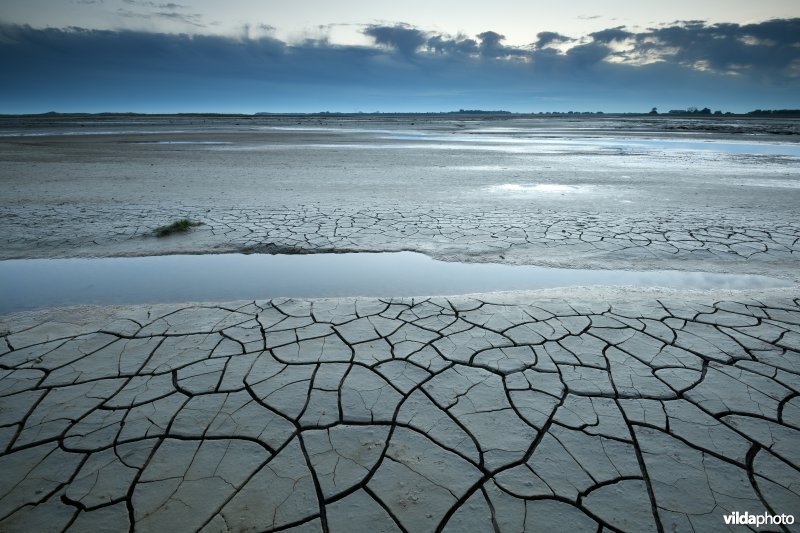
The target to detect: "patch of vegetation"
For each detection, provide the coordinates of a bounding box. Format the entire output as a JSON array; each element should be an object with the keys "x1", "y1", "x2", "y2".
[{"x1": 154, "y1": 219, "x2": 203, "y2": 237}]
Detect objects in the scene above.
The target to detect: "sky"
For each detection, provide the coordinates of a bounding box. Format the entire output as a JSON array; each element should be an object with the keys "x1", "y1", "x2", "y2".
[{"x1": 1, "y1": 0, "x2": 799, "y2": 113}]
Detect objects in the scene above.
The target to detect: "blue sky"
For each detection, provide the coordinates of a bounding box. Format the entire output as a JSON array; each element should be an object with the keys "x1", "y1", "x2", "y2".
[{"x1": 1, "y1": 1, "x2": 799, "y2": 113}]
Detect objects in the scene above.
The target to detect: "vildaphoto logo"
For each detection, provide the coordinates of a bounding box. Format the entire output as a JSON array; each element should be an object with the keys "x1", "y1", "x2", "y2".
[{"x1": 723, "y1": 511, "x2": 795, "y2": 528}]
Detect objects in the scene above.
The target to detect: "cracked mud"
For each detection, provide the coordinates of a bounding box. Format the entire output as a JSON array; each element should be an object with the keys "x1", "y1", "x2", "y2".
[
  {"x1": 1, "y1": 116, "x2": 799, "y2": 531},
  {"x1": 1, "y1": 296, "x2": 799, "y2": 531},
  {"x1": 3, "y1": 204, "x2": 799, "y2": 276},
  {"x1": 1, "y1": 116, "x2": 798, "y2": 282}
]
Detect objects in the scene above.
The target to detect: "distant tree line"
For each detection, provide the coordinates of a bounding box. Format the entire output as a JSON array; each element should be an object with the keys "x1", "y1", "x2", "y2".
[
  {"x1": 452, "y1": 109, "x2": 512, "y2": 114},
  {"x1": 658, "y1": 107, "x2": 727, "y2": 115},
  {"x1": 649, "y1": 107, "x2": 800, "y2": 117},
  {"x1": 746, "y1": 109, "x2": 800, "y2": 116}
]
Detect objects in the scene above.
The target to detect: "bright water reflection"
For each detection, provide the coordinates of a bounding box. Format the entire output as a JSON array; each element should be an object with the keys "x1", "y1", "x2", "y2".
[{"x1": 0, "y1": 252, "x2": 792, "y2": 314}]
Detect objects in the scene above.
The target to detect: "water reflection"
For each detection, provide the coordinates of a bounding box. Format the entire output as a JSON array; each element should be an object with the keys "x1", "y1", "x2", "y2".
[{"x1": 0, "y1": 252, "x2": 791, "y2": 314}]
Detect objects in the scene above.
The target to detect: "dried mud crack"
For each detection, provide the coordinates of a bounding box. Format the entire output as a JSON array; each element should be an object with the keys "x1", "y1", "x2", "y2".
[
  {"x1": 2, "y1": 116, "x2": 799, "y2": 531},
  {"x1": 2, "y1": 204, "x2": 799, "y2": 279},
  {"x1": 1, "y1": 295, "x2": 799, "y2": 532}
]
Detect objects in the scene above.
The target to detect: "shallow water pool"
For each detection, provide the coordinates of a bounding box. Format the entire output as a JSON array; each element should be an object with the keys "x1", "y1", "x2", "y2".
[{"x1": 0, "y1": 252, "x2": 792, "y2": 314}]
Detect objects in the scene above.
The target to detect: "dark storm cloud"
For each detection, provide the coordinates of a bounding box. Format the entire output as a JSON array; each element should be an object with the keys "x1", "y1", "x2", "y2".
[
  {"x1": 426, "y1": 34, "x2": 478, "y2": 55},
  {"x1": 1, "y1": 18, "x2": 798, "y2": 113},
  {"x1": 363, "y1": 24, "x2": 427, "y2": 55},
  {"x1": 589, "y1": 26, "x2": 633, "y2": 43},
  {"x1": 363, "y1": 25, "x2": 539, "y2": 60},
  {"x1": 363, "y1": 25, "x2": 526, "y2": 59},
  {"x1": 631, "y1": 18, "x2": 800, "y2": 75},
  {"x1": 565, "y1": 42, "x2": 612, "y2": 66},
  {"x1": 474, "y1": 31, "x2": 528, "y2": 58},
  {"x1": 740, "y1": 17, "x2": 800, "y2": 43},
  {"x1": 534, "y1": 31, "x2": 571, "y2": 49},
  {"x1": 476, "y1": 31, "x2": 504, "y2": 56}
]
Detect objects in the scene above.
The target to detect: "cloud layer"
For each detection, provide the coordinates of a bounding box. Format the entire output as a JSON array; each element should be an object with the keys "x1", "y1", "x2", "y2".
[{"x1": 1, "y1": 18, "x2": 798, "y2": 113}]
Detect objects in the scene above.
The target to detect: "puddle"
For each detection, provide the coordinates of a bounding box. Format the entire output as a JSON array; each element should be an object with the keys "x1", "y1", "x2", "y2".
[{"x1": 0, "y1": 252, "x2": 792, "y2": 314}]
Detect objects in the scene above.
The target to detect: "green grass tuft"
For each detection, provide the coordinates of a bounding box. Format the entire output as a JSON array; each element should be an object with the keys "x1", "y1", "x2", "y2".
[{"x1": 154, "y1": 219, "x2": 203, "y2": 237}]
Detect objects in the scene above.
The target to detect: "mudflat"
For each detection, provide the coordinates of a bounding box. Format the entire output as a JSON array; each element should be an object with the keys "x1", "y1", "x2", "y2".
[
  {"x1": 1, "y1": 115, "x2": 799, "y2": 532},
  {"x1": 1, "y1": 115, "x2": 798, "y2": 279}
]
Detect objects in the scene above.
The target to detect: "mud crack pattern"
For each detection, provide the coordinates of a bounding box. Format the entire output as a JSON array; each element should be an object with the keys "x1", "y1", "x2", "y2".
[
  {"x1": 2, "y1": 205, "x2": 799, "y2": 269},
  {"x1": 1, "y1": 296, "x2": 799, "y2": 532}
]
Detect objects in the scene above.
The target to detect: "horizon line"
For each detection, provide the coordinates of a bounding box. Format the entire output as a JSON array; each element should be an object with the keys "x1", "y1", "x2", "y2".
[{"x1": 3, "y1": 108, "x2": 800, "y2": 118}]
